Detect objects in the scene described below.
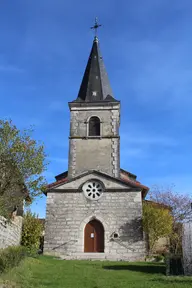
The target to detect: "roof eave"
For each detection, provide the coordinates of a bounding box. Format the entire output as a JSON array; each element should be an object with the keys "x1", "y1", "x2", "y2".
[
  {"x1": 68, "y1": 100, "x2": 120, "y2": 109},
  {"x1": 45, "y1": 170, "x2": 148, "y2": 194}
]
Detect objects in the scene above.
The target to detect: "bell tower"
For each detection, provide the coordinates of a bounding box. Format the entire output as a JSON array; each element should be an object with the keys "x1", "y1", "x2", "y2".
[{"x1": 68, "y1": 30, "x2": 120, "y2": 179}]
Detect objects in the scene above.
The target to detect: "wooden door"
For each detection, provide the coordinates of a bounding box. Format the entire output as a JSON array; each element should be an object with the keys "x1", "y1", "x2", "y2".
[{"x1": 84, "y1": 220, "x2": 104, "y2": 252}]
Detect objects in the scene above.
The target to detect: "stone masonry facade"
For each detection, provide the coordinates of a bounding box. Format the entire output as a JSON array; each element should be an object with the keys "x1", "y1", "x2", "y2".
[
  {"x1": 44, "y1": 36, "x2": 148, "y2": 261},
  {"x1": 0, "y1": 216, "x2": 23, "y2": 249},
  {"x1": 68, "y1": 104, "x2": 120, "y2": 179},
  {"x1": 44, "y1": 173, "x2": 146, "y2": 260}
]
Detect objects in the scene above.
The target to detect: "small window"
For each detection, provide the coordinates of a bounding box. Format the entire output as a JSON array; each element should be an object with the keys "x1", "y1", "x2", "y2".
[
  {"x1": 113, "y1": 233, "x2": 119, "y2": 239},
  {"x1": 89, "y1": 116, "x2": 100, "y2": 136}
]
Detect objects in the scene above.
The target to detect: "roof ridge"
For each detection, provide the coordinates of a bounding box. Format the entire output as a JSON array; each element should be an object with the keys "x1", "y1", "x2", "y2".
[{"x1": 45, "y1": 169, "x2": 149, "y2": 193}]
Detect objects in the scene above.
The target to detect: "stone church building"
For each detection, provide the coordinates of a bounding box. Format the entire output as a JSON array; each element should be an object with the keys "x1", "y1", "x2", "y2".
[{"x1": 44, "y1": 35, "x2": 149, "y2": 260}]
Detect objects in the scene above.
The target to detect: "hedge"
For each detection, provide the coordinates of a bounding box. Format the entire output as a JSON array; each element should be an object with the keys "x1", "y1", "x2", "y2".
[
  {"x1": 21, "y1": 211, "x2": 43, "y2": 251},
  {"x1": 165, "y1": 254, "x2": 184, "y2": 276},
  {"x1": 0, "y1": 246, "x2": 27, "y2": 274}
]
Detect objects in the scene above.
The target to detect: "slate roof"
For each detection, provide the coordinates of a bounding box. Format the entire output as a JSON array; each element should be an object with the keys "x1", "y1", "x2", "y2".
[{"x1": 73, "y1": 37, "x2": 118, "y2": 103}]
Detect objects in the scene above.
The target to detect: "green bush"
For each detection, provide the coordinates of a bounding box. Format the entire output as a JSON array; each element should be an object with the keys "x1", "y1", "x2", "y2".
[
  {"x1": 21, "y1": 211, "x2": 43, "y2": 252},
  {"x1": 165, "y1": 254, "x2": 184, "y2": 275},
  {"x1": 154, "y1": 255, "x2": 165, "y2": 262},
  {"x1": 0, "y1": 246, "x2": 27, "y2": 273},
  {"x1": 145, "y1": 254, "x2": 165, "y2": 263}
]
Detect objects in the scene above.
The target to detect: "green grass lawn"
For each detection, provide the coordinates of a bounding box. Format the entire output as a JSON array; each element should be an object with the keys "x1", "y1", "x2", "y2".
[{"x1": 1, "y1": 256, "x2": 192, "y2": 288}]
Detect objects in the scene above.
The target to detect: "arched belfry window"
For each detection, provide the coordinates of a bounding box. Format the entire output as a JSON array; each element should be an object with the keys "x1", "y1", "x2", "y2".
[{"x1": 88, "y1": 116, "x2": 100, "y2": 136}]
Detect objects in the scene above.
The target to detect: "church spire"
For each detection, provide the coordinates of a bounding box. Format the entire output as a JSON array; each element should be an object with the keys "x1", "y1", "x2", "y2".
[{"x1": 74, "y1": 20, "x2": 118, "y2": 103}]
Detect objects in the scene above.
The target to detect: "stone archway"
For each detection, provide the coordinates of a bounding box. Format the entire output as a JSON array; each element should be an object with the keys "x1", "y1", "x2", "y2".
[{"x1": 84, "y1": 219, "x2": 104, "y2": 253}]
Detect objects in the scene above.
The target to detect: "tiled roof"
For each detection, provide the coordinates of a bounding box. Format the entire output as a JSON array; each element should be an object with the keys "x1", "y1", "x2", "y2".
[
  {"x1": 144, "y1": 200, "x2": 172, "y2": 210},
  {"x1": 46, "y1": 169, "x2": 149, "y2": 199},
  {"x1": 120, "y1": 173, "x2": 149, "y2": 191},
  {"x1": 46, "y1": 177, "x2": 68, "y2": 189}
]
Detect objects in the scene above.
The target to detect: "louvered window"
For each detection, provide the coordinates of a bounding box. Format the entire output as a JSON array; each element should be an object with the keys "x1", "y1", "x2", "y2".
[{"x1": 88, "y1": 117, "x2": 100, "y2": 136}]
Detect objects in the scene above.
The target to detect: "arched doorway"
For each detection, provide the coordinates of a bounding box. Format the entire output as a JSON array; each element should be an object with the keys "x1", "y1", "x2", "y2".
[{"x1": 84, "y1": 219, "x2": 104, "y2": 253}]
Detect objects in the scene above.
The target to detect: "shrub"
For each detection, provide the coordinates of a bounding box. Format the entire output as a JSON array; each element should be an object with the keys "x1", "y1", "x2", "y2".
[
  {"x1": 154, "y1": 255, "x2": 165, "y2": 262},
  {"x1": 0, "y1": 246, "x2": 27, "y2": 274},
  {"x1": 145, "y1": 254, "x2": 165, "y2": 263},
  {"x1": 143, "y1": 201, "x2": 173, "y2": 253},
  {"x1": 21, "y1": 211, "x2": 43, "y2": 252},
  {"x1": 165, "y1": 254, "x2": 184, "y2": 275}
]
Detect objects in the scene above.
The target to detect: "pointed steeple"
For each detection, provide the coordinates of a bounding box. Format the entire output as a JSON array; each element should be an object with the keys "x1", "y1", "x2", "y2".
[{"x1": 74, "y1": 36, "x2": 118, "y2": 103}]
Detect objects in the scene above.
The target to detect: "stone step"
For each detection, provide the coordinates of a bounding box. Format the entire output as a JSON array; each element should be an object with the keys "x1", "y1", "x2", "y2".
[
  {"x1": 59, "y1": 253, "x2": 139, "y2": 261},
  {"x1": 60, "y1": 253, "x2": 107, "y2": 260}
]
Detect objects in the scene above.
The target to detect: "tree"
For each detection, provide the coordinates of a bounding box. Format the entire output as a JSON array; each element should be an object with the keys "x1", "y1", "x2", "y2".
[
  {"x1": 0, "y1": 119, "x2": 48, "y2": 216},
  {"x1": 148, "y1": 185, "x2": 192, "y2": 222},
  {"x1": 21, "y1": 211, "x2": 43, "y2": 251},
  {"x1": 143, "y1": 201, "x2": 173, "y2": 253},
  {"x1": 148, "y1": 185, "x2": 192, "y2": 254}
]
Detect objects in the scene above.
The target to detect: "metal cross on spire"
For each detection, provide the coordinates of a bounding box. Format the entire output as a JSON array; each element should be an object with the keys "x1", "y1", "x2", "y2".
[{"x1": 91, "y1": 17, "x2": 102, "y2": 37}]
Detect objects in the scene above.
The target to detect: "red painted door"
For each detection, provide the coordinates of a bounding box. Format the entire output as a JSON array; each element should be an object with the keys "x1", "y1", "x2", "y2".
[{"x1": 84, "y1": 220, "x2": 104, "y2": 252}]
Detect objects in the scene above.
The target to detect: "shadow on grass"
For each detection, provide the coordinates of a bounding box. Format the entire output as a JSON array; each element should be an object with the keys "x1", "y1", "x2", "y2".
[
  {"x1": 103, "y1": 263, "x2": 166, "y2": 275},
  {"x1": 152, "y1": 278, "x2": 192, "y2": 284}
]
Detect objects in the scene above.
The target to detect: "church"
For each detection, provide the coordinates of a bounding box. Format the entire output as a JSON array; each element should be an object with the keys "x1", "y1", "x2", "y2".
[{"x1": 44, "y1": 28, "x2": 149, "y2": 260}]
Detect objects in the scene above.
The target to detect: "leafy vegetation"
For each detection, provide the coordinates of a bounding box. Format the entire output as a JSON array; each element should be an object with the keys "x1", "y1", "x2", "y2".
[
  {"x1": 148, "y1": 186, "x2": 192, "y2": 254},
  {"x1": 21, "y1": 211, "x2": 43, "y2": 252},
  {"x1": 0, "y1": 119, "x2": 48, "y2": 217},
  {"x1": 143, "y1": 201, "x2": 173, "y2": 253},
  {"x1": 0, "y1": 246, "x2": 27, "y2": 274},
  {"x1": 1, "y1": 256, "x2": 192, "y2": 288}
]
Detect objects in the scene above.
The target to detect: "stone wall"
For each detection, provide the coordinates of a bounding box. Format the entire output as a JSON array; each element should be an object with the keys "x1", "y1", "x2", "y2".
[
  {"x1": 44, "y1": 185, "x2": 146, "y2": 261},
  {"x1": 0, "y1": 216, "x2": 23, "y2": 249},
  {"x1": 153, "y1": 237, "x2": 169, "y2": 254},
  {"x1": 68, "y1": 103, "x2": 120, "y2": 179},
  {"x1": 182, "y1": 222, "x2": 192, "y2": 275}
]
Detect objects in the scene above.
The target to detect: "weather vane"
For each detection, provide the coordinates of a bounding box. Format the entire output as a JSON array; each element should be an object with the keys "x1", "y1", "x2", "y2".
[{"x1": 91, "y1": 17, "x2": 102, "y2": 37}]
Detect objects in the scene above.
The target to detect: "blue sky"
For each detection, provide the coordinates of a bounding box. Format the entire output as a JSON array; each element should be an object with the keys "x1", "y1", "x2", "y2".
[{"x1": 0, "y1": 0, "x2": 192, "y2": 217}]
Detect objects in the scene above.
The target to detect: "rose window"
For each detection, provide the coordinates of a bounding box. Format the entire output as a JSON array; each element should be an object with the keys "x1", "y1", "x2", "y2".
[{"x1": 82, "y1": 180, "x2": 104, "y2": 200}]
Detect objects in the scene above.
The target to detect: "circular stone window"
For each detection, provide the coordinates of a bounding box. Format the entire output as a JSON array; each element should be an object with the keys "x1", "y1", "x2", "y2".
[{"x1": 82, "y1": 180, "x2": 104, "y2": 200}]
